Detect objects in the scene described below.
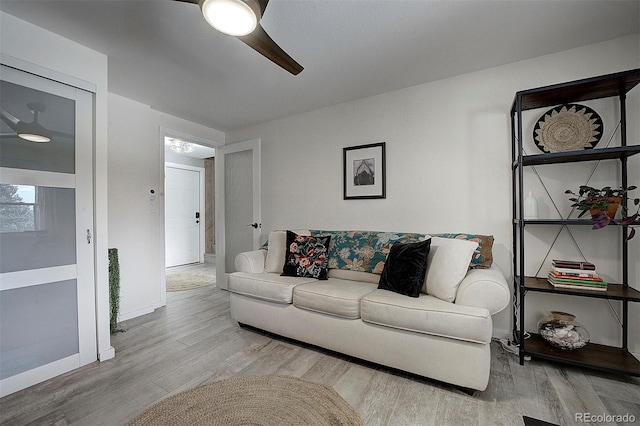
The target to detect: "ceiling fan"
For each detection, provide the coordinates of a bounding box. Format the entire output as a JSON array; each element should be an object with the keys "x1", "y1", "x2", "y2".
[
  {"x1": 175, "y1": 0, "x2": 303, "y2": 75},
  {"x1": 1, "y1": 103, "x2": 72, "y2": 143}
]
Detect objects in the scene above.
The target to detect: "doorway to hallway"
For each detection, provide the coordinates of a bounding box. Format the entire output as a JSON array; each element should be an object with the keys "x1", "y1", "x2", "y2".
[{"x1": 164, "y1": 136, "x2": 216, "y2": 269}]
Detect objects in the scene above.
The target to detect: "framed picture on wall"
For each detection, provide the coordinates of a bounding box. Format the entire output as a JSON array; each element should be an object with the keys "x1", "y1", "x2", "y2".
[{"x1": 343, "y1": 142, "x2": 386, "y2": 200}]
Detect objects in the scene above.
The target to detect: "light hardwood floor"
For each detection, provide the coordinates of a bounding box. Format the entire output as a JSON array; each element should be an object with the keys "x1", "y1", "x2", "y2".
[{"x1": 1, "y1": 264, "x2": 639, "y2": 426}]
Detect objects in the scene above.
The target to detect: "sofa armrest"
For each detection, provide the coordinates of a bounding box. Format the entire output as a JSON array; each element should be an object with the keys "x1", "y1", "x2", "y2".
[
  {"x1": 455, "y1": 265, "x2": 510, "y2": 315},
  {"x1": 234, "y1": 250, "x2": 267, "y2": 273}
]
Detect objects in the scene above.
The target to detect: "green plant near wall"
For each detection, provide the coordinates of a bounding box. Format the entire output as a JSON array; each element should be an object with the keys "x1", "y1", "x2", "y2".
[{"x1": 108, "y1": 248, "x2": 123, "y2": 334}]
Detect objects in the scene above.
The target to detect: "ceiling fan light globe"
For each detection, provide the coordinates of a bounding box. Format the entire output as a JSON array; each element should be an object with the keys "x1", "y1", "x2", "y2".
[
  {"x1": 16, "y1": 121, "x2": 51, "y2": 143},
  {"x1": 200, "y1": 0, "x2": 260, "y2": 37},
  {"x1": 18, "y1": 133, "x2": 51, "y2": 143}
]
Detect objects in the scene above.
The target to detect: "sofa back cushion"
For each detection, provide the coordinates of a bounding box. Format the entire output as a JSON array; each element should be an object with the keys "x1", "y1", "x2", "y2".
[
  {"x1": 328, "y1": 269, "x2": 380, "y2": 283},
  {"x1": 422, "y1": 237, "x2": 479, "y2": 302},
  {"x1": 433, "y1": 233, "x2": 494, "y2": 269},
  {"x1": 311, "y1": 230, "x2": 430, "y2": 274},
  {"x1": 264, "y1": 230, "x2": 310, "y2": 273}
]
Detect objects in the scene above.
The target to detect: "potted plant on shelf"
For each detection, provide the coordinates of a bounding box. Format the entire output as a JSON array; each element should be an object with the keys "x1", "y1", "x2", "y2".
[{"x1": 565, "y1": 185, "x2": 640, "y2": 240}]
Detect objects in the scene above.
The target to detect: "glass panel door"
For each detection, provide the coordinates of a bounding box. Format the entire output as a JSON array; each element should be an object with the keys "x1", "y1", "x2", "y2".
[
  {"x1": 0, "y1": 64, "x2": 96, "y2": 397},
  {"x1": 224, "y1": 149, "x2": 254, "y2": 272},
  {"x1": 215, "y1": 139, "x2": 261, "y2": 290}
]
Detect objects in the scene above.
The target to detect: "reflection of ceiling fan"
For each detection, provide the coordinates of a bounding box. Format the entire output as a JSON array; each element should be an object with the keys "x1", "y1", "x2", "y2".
[
  {"x1": 1, "y1": 103, "x2": 72, "y2": 143},
  {"x1": 175, "y1": 0, "x2": 303, "y2": 75}
]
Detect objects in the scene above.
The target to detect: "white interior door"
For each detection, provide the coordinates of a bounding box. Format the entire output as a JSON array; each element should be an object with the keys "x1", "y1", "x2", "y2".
[
  {"x1": 215, "y1": 139, "x2": 261, "y2": 290},
  {"x1": 0, "y1": 64, "x2": 96, "y2": 397},
  {"x1": 165, "y1": 164, "x2": 203, "y2": 267}
]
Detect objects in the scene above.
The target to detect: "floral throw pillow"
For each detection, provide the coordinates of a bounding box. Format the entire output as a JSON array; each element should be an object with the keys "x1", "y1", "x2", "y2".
[{"x1": 281, "y1": 231, "x2": 332, "y2": 280}]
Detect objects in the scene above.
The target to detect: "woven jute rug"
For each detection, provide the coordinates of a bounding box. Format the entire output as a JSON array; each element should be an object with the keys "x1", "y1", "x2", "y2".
[
  {"x1": 128, "y1": 375, "x2": 363, "y2": 426},
  {"x1": 166, "y1": 272, "x2": 216, "y2": 292}
]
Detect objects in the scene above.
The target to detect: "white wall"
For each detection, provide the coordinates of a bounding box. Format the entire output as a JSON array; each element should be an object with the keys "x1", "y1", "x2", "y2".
[
  {"x1": 0, "y1": 11, "x2": 113, "y2": 361},
  {"x1": 3, "y1": 7, "x2": 638, "y2": 356},
  {"x1": 108, "y1": 93, "x2": 224, "y2": 320},
  {"x1": 228, "y1": 34, "x2": 640, "y2": 349}
]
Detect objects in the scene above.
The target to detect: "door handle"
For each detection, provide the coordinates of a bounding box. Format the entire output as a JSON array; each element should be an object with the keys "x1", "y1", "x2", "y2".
[
  {"x1": 87, "y1": 229, "x2": 92, "y2": 244},
  {"x1": 247, "y1": 223, "x2": 261, "y2": 229}
]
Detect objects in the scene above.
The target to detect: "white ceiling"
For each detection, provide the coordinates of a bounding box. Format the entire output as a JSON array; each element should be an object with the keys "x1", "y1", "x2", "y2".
[{"x1": 1, "y1": 1, "x2": 638, "y2": 132}]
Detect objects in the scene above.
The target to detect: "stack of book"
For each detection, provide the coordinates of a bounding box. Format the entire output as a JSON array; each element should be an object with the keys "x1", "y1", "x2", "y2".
[{"x1": 547, "y1": 259, "x2": 607, "y2": 291}]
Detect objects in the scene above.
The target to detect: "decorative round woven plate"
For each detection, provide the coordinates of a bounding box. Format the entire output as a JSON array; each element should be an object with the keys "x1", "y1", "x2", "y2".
[{"x1": 533, "y1": 103, "x2": 603, "y2": 153}]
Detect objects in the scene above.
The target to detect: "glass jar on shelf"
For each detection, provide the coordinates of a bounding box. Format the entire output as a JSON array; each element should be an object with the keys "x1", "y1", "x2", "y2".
[{"x1": 537, "y1": 311, "x2": 590, "y2": 350}]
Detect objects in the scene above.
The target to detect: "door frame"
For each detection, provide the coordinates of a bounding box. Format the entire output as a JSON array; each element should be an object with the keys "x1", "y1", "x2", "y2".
[
  {"x1": 215, "y1": 138, "x2": 261, "y2": 290},
  {"x1": 159, "y1": 127, "x2": 222, "y2": 306},
  {"x1": 164, "y1": 162, "x2": 206, "y2": 267}
]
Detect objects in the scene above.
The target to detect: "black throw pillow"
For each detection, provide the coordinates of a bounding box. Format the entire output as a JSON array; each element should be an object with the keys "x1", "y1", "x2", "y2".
[{"x1": 378, "y1": 239, "x2": 431, "y2": 297}]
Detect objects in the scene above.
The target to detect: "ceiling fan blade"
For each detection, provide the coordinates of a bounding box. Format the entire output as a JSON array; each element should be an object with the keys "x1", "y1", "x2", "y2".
[
  {"x1": 238, "y1": 23, "x2": 303, "y2": 75},
  {"x1": 172, "y1": 0, "x2": 302, "y2": 74},
  {"x1": 175, "y1": 0, "x2": 269, "y2": 11},
  {"x1": 1, "y1": 106, "x2": 73, "y2": 140},
  {"x1": 257, "y1": 0, "x2": 269, "y2": 15},
  {"x1": 1, "y1": 107, "x2": 20, "y2": 131}
]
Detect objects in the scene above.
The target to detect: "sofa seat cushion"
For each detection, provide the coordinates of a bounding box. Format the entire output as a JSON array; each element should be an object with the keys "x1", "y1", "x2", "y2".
[
  {"x1": 228, "y1": 272, "x2": 315, "y2": 304},
  {"x1": 360, "y1": 289, "x2": 492, "y2": 344},
  {"x1": 293, "y1": 280, "x2": 377, "y2": 319}
]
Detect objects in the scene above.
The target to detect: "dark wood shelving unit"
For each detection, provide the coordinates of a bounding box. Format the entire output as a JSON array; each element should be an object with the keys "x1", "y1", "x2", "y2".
[
  {"x1": 525, "y1": 334, "x2": 640, "y2": 376},
  {"x1": 514, "y1": 218, "x2": 640, "y2": 226},
  {"x1": 520, "y1": 276, "x2": 640, "y2": 302},
  {"x1": 513, "y1": 69, "x2": 640, "y2": 112},
  {"x1": 511, "y1": 68, "x2": 640, "y2": 376},
  {"x1": 512, "y1": 146, "x2": 640, "y2": 168}
]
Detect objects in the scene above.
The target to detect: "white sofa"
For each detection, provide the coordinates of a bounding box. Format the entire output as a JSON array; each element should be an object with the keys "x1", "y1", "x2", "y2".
[{"x1": 228, "y1": 230, "x2": 510, "y2": 392}]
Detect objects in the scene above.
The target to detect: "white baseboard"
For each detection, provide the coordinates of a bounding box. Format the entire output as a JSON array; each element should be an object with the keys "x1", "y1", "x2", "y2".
[
  {"x1": 153, "y1": 300, "x2": 166, "y2": 309},
  {"x1": 492, "y1": 328, "x2": 511, "y2": 341},
  {"x1": 118, "y1": 299, "x2": 166, "y2": 322},
  {"x1": 118, "y1": 306, "x2": 154, "y2": 322},
  {"x1": 99, "y1": 346, "x2": 115, "y2": 362}
]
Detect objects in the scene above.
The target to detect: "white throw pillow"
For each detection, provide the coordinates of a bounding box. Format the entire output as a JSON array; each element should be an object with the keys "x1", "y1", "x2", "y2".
[
  {"x1": 422, "y1": 237, "x2": 479, "y2": 302},
  {"x1": 264, "y1": 230, "x2": 311, "y2": 273}
]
